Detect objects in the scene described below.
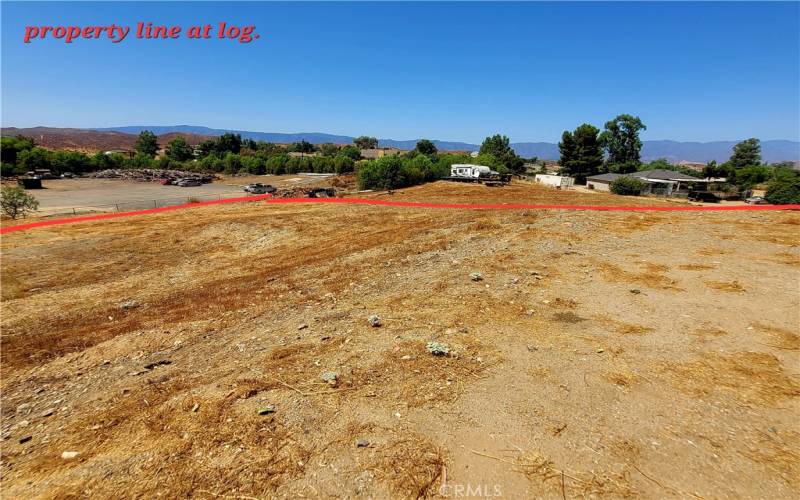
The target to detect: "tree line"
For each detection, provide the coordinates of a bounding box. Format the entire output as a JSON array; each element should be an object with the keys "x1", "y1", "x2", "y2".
[
  {"x1": 558, "y1": 114, "x2": 799, "y2": 203},
  {"x1": 1, "y1": 130, "x2": 533, "y2": 191}
]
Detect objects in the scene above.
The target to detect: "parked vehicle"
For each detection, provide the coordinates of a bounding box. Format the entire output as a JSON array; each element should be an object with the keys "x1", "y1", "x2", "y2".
[
  {"x1": 444, "y1": 164, "x2": 511, "y2": 186},
  {"x1": 243, "y1": 183, "x2": 276, "y2": 194},
  {"x1": 159, "y1": 178, "x2": 173, "y2": 185},
  {"x1": 688, "y1": 191, "x2": 720, "y2": 203},
  {"x1": 60, "y1": 172, "x2": 74, "y2": 179},
  {"x1": 745, "y1": 196, "x2": 767, "y2": 205},
  {"x1": 175, "y1": 178, "x2": 202, "y2": 187}
]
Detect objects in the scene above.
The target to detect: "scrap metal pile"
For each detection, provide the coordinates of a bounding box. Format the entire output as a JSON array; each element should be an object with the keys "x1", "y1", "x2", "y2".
[
  {"x1": 272, "y1": 187, "x2": 336, "y2": 198},
  {"x1": 87, "y1": 169, "x2": 215, "y2": 183}
]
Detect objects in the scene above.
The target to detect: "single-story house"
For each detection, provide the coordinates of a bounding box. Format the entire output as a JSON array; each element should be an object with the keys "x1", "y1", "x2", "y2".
[
  {"x1": 534, "y1": 173, "x2": 575, "y2": 189},
  {"x1": 585, "y1": 173, "x2": 623, "y2": 191},
  {"x1": 586, "y1": 169, "x2": 725, "y2": 196}
]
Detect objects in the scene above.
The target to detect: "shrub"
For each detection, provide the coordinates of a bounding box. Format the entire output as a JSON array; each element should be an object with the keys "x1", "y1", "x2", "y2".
[
  {"x1": 1, "y1": 185, "x2": 39, "y2": 219},
  {"x1": 610, "y1": 176, "x2": 645, "y2": 196},
  {"x1": 764, "y1": 170, "x2": 800, "y2": 204}
]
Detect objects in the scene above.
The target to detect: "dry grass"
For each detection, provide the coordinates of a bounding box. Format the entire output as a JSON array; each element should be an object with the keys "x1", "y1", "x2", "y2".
[
  {"x1": 752, "y1": 323, "x2": 800, "y2": 350},
  {"x1": 705, "y1": 280, "x2": 745, "y2": 292},
  {"x1": 594, "y1": 261, "x2": 683, "y2": 291},
  {"x1": 370, "y1": 437, "x2": 446, "y2": 498},
  {"x1": 660, "y1": 352, "x2": 800, "y2": 405}
]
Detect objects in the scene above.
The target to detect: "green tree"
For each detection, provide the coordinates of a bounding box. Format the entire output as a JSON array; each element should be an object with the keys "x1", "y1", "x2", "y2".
[
  {"x1": 728, "y1": 138, "x2": 761, "y2": 169},
  {"x1": 560, "y1": 124, "x2": 603, "y2": 183},
  {"x1": 319, "y1": 143, "x2": 340, "y2": 157},
  {"x1": 610, "y1": 176, "x2": 645, "y2": 196},
  {"x1": 558, "y1": 130, "x2": 576, "y2": 168},
  {"x1": 17, "y1": 147, "x2": 52, "y2": 172},
  {"x1": 135, "y1": 130, "x2": 159, "y2": 158},
  {"x1": 415, "y1": 139, "x2": 437, "y2": 156},
  {"x1": 600, "y1": 114, "x2": 646, "y2": 169},
  {"x1": 479, "y1": 134, "x2": 524, "y2": 174},
  {"x1": 354, "y1": 136, "x2": 378, "y2": 149},
  {"x1": 50, "y1": 150, "x2": 92, "y2": 174},
  {"x1": 333, "y1": 155, "x2": 355, "y2": 174},
  {"x1": 215, "y1": 133, "x2": 242, "y2": 154},
  {"x1": 1, "y1": 135, "x2": 36, "y2": 165},
  {"x1": 338, "y1": 145, "x2": 361, "y2": 161},
  {"x1": 166, "y1": 137, "x2": 194, "y2": 161},
  {"x1": 764, "y1": 168, "x2": 800, "y2": 204},
  {"x1": 1, "y1": 185, "x2": 39, "y2": 219},
  {"x1": 129, "y1": 152, "x2": 155, "y2": 169},
  {"x1": 289, "y1": 140, "x2": 316, "y2": 153}
]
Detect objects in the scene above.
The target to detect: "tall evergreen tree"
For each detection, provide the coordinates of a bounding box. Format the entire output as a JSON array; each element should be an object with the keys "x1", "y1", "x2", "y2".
[
  {"x1": 134, "y1": 130, "x2": 159, "y2": 158},
  {"x1": 560, "y1": 124, "x2": 603, "y2": 183},
  {"x1": 728, "y1": 138, "x2": 761, "y2": 168},
  {"x1": 600, "y1": 114, "x2": 646, "y2": 172}
]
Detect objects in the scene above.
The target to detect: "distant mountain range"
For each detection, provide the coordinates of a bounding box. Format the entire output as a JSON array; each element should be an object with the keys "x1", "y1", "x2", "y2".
[{"x1": 4, "y1": 125, "x2": 799, "y2": 163}]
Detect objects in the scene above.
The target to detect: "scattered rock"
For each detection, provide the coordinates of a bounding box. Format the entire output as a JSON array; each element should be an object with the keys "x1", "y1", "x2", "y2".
[
  {"x1": 258, "y1": 405, "x2": 275, "y2": 415},
  {"x1": 41, "y1": 409, "x2": 54, "y2": 418},
  {"x1": 401, "y1": 355, "x2": 412, "y2": 360},
  {"x1": 596, "y1": 348, "x2": 605, "y2": 354},
  {"x1": 61, "y1": 451, "x2": 79, "y2": 459},
  {"x1": 321, "y1": 371, "x2": 339, "y2": 386},
  {"x1": 119, "y1": 300, "x2": 139, "y2": 310},
  {"x1": 426, "y1": 341, "x2": 451, "y2": 356},
  {"x1": 356, "y1": 438, "x2": 370, "y2": 448},
  {"x1": 368, "y1": 315, "x2": 381, "y2": 327},
  {"x1": 469, "y1": 272, "x2": 483, "y2": 282},
  {"x1": 191, "y1": 403, "x2": 200, "y2": 413},
  {"x1": 298, "y1": 323, "x2": 309, "y2": 330},
  {"x1": 629, "y1": 289, "x2": 642, "y2": 295},
  {"x1": 144, "y1": 360, "x2": 172, "y2": 370},
  {"x1": 19, "y1": 436, "x2": 32, "y2": 444}
]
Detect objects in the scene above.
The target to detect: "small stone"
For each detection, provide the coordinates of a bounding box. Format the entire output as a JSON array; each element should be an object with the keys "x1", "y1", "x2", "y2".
[
  {"x1": 368, "y1": 315, "x2": 381, "y2": 327},
  {"x1": 401, "y1": 355, "x2": 412, "y2": 360},
  {"x1": 19, "y1": 436, "x2": 32, "y2": 444},
  {"x1": 61, "y1": 451, "x2": 79, "y2": 459},
  {"x1": 321, "y1": 371, "x2": 339, "y2": 386},
  {"x1": 469, "y1": 272, "x2": 483, "y2": 282},
  {"x1": 191, "y1": 403, "x2": 199, "y2": 413},
  {"x1": 596, "y1": 348, "x2": 605, "y2": 354},
  {"x1": 298, "y1": 323, "x2": 309, "y2": 330},
  {"x1": 119, "y1": 300, "x2": 139, "y2": 310},
  {"x1": 41, "y1": 409, "x2": 54, "y2": 418},
  {"x1": 629, "y1": 289, "x2": 641, "y2": 294},
  {"x1": 356, "y1": 439, "x2": 370, "y2": 448},
  {"x1": 258, "y1": 405, "x2": 275, "y2": 415}
]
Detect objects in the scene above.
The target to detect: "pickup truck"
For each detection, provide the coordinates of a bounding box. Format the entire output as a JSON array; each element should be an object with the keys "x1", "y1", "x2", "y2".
[{"x1": 242, "y1": 183, "x2": 276, "y2": 194}]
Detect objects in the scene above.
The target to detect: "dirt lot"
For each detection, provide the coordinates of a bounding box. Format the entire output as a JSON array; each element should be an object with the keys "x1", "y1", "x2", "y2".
[
  {"x1": 1, "y1": 181, "x2": 798, "y2": 498},
  {"x1": 16, "y1": 175, "x2": 332, "y2": 215}
]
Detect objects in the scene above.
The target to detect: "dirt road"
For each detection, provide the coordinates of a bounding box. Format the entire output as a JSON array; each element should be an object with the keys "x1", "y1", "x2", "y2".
[{"x1": 1, "y1": 181, "x2": 798, "y2": 498}]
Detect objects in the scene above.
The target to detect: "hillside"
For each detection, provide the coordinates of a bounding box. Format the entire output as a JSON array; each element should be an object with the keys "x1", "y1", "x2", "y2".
[
  {"x1": 3, "y1": 126, "x2": 799, "y2": 163},
  {"x1": 1, "y1": 182, "x2": 798, "y2": 498},
  {"x1": 0, "y1": 127, "x2": 213, "y2": 154}
]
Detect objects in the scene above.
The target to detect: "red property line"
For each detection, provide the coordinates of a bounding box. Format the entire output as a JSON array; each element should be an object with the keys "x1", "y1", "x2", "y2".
[{"x1": 1, "y1": 194, "x2": 798, "y2": 235}]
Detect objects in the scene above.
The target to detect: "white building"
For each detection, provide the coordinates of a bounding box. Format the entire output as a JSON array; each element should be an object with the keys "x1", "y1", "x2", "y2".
[{"x1": 534, "y1": 174, "x2": 574, "y2": 189}]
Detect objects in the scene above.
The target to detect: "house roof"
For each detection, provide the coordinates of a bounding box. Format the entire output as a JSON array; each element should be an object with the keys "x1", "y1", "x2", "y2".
[
  {"x1": 586, "y1": 173, "x2": 623, "y2": 182},
  {"x1": 630, "y1": 169, "x2": 699, "y2": 181}
]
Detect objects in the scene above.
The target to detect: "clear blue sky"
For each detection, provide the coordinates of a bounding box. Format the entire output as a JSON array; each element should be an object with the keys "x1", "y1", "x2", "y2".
[{"x1": 2, "y1": 1, "x2": 798, "y2": 143}]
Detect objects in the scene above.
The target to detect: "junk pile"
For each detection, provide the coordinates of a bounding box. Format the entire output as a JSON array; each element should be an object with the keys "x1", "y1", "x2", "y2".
[
  {"x1": 87, "y1": 169, "x2": 215, "y2": 183},
  {"x1": 272, "y1": 187, "x2": 336, "y2": 198}
]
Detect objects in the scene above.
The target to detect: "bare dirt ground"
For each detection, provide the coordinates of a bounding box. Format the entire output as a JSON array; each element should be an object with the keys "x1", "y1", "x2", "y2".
[
  {"x1": 1, "y1": 181, "x2": 798, "y2": 498},
  {"x1": 15, "y1": 175, "x2": 332, "y2": 215}
]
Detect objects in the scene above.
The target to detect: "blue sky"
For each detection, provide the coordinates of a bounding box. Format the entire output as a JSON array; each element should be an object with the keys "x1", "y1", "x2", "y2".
[{"x1": 1, "y1": 1, "x2": 798, "y2": 143}]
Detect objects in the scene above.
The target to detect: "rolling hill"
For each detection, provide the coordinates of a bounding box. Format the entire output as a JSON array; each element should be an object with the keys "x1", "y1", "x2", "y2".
[{"x1": 3, "y1": 125, "x2": 798, "y2": 163}]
